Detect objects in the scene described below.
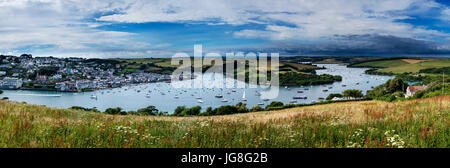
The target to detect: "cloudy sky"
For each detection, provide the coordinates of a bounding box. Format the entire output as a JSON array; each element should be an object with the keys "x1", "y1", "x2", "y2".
[{"x1": 0, "y1": 0, "x2": 449, "y2": 58}]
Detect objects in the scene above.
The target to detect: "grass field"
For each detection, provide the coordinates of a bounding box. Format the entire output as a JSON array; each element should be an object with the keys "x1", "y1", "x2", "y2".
[
  {"x1": 351, "y1": 58, "x2": 450, "y2": 74},
  {"x1": 0, "y1": 96, "x2": 448, "y2": 148}
]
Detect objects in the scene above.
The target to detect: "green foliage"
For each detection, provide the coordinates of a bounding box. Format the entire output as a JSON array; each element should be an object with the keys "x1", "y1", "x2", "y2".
[
  {"x1": 137, "y1": 106, "x2": 159, "y2": 116},
  {"x1": 343, "y1": 89, "x2": 363, "y2": 98},
  {"x1": 37, "y1": 66, "x2": 59, "y2": 76},
  {"x1": 326, "y1": 93, "x2": 342, "y2": 100},
  {"x1": 235, "y1": 102, "x2": 249, "y2": 113},
  {"x1": 69, "y1": 106, "x2": 99, "y2": 113},
  {"x1": 419, "y1": 67, "x2": 450, "y2": 74},
  {"x1": 174, "y1": 106, "x2": 186, "y2": 116},
  {"x1": 104, "y1": 107, "x2": 125, "y2": 115},
  {"x1": 367, "y1": 77, "x2": 408, "y2": 101},
  {"x1": 279, "y1": 72, "x2": 342, "y2": 86},
  {"x1": 182, "y1": 106, "x2": 201, "y2": 116},
  {"x1": 0, "y1": 90, "x2": 3, "y2": 94},
  {"x1": 250, "y1": 105, "x2": 263, "y2": 112},
  {"x1": 213, "y1": 105, "x2": 238, "y2": 115}
]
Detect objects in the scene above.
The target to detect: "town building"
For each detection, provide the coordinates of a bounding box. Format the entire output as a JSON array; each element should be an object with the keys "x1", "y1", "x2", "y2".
[{"x1": 405, "y1": 85, "x2": 428, "y2": 98}]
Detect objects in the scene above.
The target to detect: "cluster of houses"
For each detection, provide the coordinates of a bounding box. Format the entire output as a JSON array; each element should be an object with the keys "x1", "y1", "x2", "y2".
[{"x1": 0, "y1": 54, "x2": 170, "y2": 92}]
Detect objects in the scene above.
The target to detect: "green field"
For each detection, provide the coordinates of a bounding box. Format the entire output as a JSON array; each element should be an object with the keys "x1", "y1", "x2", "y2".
[
  {"x1": 0, "y1": 96, "x2": 448, "y2": 148},
  {"x1": 351, "y1": 58, "x2": 450, "y2": 74}
]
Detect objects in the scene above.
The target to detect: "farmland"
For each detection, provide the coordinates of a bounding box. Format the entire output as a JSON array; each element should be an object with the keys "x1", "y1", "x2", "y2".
[{"x1": 350, "y1": 58, "x2": 450, "y2": 74}]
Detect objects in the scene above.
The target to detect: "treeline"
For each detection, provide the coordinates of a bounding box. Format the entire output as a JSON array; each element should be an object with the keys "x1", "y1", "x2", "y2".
[
  {"x1": 347, "y1": 57, "x2": 408, "y2": 68},
  {"x1": 419, "y1": 67, "x2": 450, "y2": 74},
  {"x1": 365, "y1": 69, "x2": 425, "y2": 81},
  {"x1": 279, "y1": 72, "x2": 342, "y2": 86},
  {"x1": 70, "y1": 105, "x2": 168, "y2": 116}
]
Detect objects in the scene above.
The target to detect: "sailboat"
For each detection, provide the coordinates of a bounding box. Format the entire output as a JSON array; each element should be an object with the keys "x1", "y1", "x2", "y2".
[{"x1": 242, "y1": 91, "x2": 247, "y2": 101}]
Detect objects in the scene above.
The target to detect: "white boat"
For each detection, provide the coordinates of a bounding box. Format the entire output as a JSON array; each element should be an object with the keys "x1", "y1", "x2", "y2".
[
  {"x1": 197, "y1": 100, "x2": 204, "y2": 103},
  {"x1": 215, "y1": 94, "x2": 223, "y2": 98},
  {"x1": 258, "y1": 102, "x2": 264, "y2": 105},
  {"x1": 242, "y1": 91, "x2": 247, "y2": 101},
  {"x1": 221, "y1": 99, "x2": 228, "y2": 102},
  {"x1": 90, "y1": 95, "x2": 97, "y2": 99}
]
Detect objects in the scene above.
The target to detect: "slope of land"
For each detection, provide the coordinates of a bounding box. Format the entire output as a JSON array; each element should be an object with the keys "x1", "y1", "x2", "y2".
[
  {"x1": 0, "y1": 96, "x2": 448, "y2": 148},
  {"x1": 350, "y1": 58, "x2": 450, "y2": 74}
]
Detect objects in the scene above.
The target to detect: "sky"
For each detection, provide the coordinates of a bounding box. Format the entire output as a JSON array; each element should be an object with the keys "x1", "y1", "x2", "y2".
[{"x1": 0, "y1": 0, "x2": 449, "y2": 58}]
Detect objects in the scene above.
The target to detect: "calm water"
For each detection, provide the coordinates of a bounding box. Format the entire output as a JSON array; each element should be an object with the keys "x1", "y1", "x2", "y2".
[{"x1": 1, "y1": 64, "x2": 393, "y2": 113}]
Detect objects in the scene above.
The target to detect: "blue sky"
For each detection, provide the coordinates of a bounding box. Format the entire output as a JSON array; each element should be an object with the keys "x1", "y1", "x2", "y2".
[{"x1": 0, "y1": 0, "x2": 449, "y2": 58}]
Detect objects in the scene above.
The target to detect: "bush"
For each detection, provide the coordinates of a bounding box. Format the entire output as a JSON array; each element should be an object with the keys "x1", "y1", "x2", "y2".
[
  {"x1": 105, "y1": 107, "x2": 124, "y2": 115},
  {"x1": 235, "y1": 102, "x2": 249, "y2": 113},
  {"x1": 70, "y1": 106, "x2": 99, "y2": 113},
  {"x1": 326, "y1": 93, "x2": 342, "y2": 100},
  {"x1": 213, "y1": 105, "x2": 238, "y2": 115},
  {"x1": 174, "y1": 106, "x2": 186, "y2": 116},
  {"x1": 343, "y1": 89, "x2": 363, "y2": 98},
  {"x1": 385, "y1": 95, "x2": 396, "y2": 102},
  {"x1": 137, "y1": 106, "x2": 159, "y2": 115},
  {"x1": 182, "y1": 106, "x2": 201, "y2": 116},
  {"x1": 413, "y1": 90, "x2": 426, "y2": 99},
  {"x1": 250, "y1": 105, "x2": 263, "y2": 112}
]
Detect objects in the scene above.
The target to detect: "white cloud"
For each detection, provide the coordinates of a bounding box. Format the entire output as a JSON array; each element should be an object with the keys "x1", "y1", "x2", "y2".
[{"x1": 0, "y1": 0, "x2": 448, "y2": 57}]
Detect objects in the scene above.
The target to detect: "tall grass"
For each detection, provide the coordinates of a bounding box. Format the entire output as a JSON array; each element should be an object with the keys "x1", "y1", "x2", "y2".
[{"x1": 0, "y1": 96, "x2": 448, "y2": 148}]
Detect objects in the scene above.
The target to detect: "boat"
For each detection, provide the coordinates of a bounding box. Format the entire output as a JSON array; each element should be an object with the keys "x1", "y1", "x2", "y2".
[
  {"x1": 356, "y1": 82, "x2": 360, "y2": 85},
  {"x1": 290, "y1": 100, "x2": 297, "y2": 104},
  {"x1": 221, "y1": 99, "x2": 228, "y2": 102},
  {"x1": 342, "y1": 85, "x2": 347, "y2": 87},
  {"x1": 174, "y1": 96, "x2": 179, "y2": 99},
  {"x1": 293, "y1": 96, "x2": 307, "y2": 99},
  {"x1": 196, "y1": 97, "x2": 202, "y2": 99},
  {"x1": 258, "y1": 102, "x2": 264, "y2": 106},
  {"x1": 197, "y1": 100, "x2": 203, "y2": 103},
  {"x1": 242, "y1": 91, "x2": 247, "y2": 101},
  {"x1": 328, "y1": 87, "x2": 333, "y2": 89},
  {"x1": 297, "y1": 90, "x2": 304, "y2": 93},
  {"x1": 304, "y1": 88, "x2": 309, "y2": 90},
  {"x1": 322, "y1": 89, "x2": 328, "y2": 92},
  {"x1": 90, "y1": 95, "x2": 97, "y2": 99},
  {"x1": 215, "y1": 94, "x2": 223, "y2": 98},
  {"x1": 263, "y1": 98, "x2": 270, "y2": 101}
]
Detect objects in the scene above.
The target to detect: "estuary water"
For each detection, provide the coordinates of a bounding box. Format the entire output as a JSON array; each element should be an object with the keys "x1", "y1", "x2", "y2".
[{"x1": 1, "y1": 64, "x2": 394, "y2": 113}]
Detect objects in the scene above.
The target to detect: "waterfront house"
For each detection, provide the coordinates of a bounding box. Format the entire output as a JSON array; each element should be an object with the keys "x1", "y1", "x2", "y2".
[
  {"x1": 405, "y1": 85, "x2": 428, "y2": 98},
  {"x1": 0, "y1": 77, "x2": 23, "y2": 89}
]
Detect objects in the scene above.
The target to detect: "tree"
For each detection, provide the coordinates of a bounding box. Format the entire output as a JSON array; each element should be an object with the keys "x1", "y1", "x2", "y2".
[
  {"x1": 0, "y1": 90, "x2": 3, "y2": 94},
  {"x1": 105, "y1": 107, "x2": 123, "y2": 115},
  {"x1": 182, "y1": 106, "x2": 201, "y2": 116},
  {"x1": 386, "y1": 77, "x2": 408, "y2": 93},
  {"x1": 250, "y1": 105, "x2": 263, "y2": 112},
  {"x1": 267, "y1": 101, "x2": 284, "y2": 107},
  {"x1": 213, "y1": 105, "x2": 238, "y2": 115},
  {"x1": 174, "y1": 106, "x2": 186, "y2": 116},
  {"x1": 326, "y1": 93, "x2": 342, "y2": 100},
  {"x1": 343, "y1": 89, "x2": 363, "y2": 98},
  {"x1": 137, "y1": 106, "x2": 159, "y2": 115},
  {"x1": 235, "y1": 102, "x2": 249, "y2": 113}
]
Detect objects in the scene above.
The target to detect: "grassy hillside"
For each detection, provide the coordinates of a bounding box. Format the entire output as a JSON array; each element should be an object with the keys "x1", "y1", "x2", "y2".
[
  {"x1": 0, "y1": 96, "x2": 448, "y2": 148},
  {"x1": 351, "y1": 58, "x2": 450, "y2": 74}
]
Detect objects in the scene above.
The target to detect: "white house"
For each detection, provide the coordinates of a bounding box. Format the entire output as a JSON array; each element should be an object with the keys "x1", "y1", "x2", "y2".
[{"x1": 405, "y1": 86, "x2": 427, "y2": 98}]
